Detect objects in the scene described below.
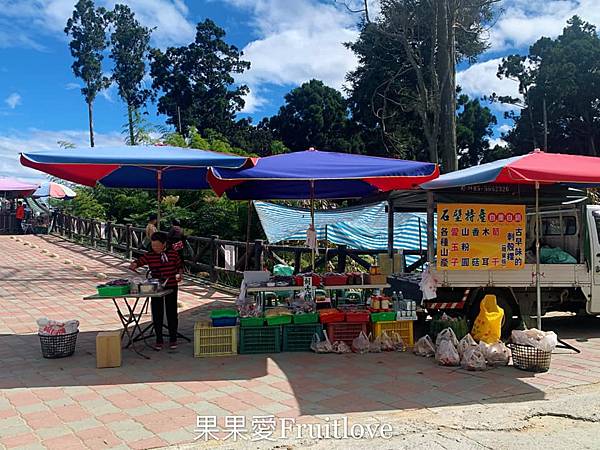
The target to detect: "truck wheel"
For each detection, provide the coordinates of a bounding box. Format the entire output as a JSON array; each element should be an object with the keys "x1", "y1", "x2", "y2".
[{"x1": 467, "y1": 290, "x2": 519, "y2": 339}]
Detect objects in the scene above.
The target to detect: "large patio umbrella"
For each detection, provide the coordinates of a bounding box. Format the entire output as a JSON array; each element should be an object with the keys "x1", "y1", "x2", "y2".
[
  {"x1": 422, "y1": 149, "x2": 600, "y2": 329},
  {"x1": 20, "y1": 145, "x2": 253, "y2": 226},
  {"x1": 33, "y1": 182, "x2": 77, "y2": 199},
  {"x1": 209, "y1": 149, "x2": 439, "y2": 267},
  {"x1": 0, "y1": 178, "x2": 39, "y2": 198}
]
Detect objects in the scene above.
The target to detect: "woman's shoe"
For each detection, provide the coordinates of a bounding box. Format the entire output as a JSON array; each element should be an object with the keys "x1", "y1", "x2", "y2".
[
  {"x1": 169, "y1": 341, "x2": 177, "y2": 350},
  {"x1": 154, "y1": 343, "x2": 163, "y2": 351}
]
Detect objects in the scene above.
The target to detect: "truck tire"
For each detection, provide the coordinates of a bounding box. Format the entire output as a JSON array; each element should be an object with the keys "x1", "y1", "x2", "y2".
[{"x1": 467, "y1": 289, "x2": 520, "y2": 339}]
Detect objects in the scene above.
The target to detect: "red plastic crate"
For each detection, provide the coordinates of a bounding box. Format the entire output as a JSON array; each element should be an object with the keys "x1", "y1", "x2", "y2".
[
  {"x1": 344, "y1": 311, "x2": 370, "y2": 323},
  {"x1": 319, "y1": 310, "x2": 345, "y2": 324},
  {"x1": 323, "y1": 274, "x2": 348, "y2": 286},
  {"x1": 326, "y1": 322, "x2": 367, "y2": 346},
  {"x1": 294, "y1": 274, "x2": 322, "y2": 286}
]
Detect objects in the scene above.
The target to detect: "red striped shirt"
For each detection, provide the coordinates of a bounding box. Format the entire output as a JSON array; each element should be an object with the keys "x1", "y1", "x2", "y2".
[{"x1": 135, "y1": 249, "x2": 182, "y2": 287}]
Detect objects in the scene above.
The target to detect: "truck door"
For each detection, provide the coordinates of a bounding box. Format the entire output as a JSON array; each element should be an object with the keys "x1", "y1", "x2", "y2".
[{"x1": 587, "y1": 206, "x2": 600, "y2": 313}]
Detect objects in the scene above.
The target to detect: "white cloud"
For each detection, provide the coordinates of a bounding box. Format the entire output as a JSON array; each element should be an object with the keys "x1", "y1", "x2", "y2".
[
  {"x1": 65, "y1": 82, "x2": 80, "y2": 90},
  {"x1": 457, "y1": 58, "x2": 521, "y2": 109},
  {"x1": 489, "y1": 0, "x2": 600, "y2": 52},
  {"x1": 241, "y1": 87, "x2": 268, "y2": 114},
  {"x1": 487, "y1": 137, "x2": 509, "y2": 148},
  {"x1": 4, "y1": 92, "x2": 21, "y2": 109},
  {"x1": 0, "y1": 128, "x2": 124, "y2": 181},
  {"x1": 225, "y1": 0, "x2": 360, "y2": 111},
  {"x1": 498, "y1": 124, "x2": 514, "y2": 134},
  {"x1": 0, "y1": 0, "x2": 195, "y2": 49}
]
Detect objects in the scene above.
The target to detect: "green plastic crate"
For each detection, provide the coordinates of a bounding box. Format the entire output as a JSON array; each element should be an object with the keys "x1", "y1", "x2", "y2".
[
  {"x1": 265, "y1": 315, "x2": 292, "y2": 326},
  {"x1": 293, "y1": 313, "x2": 319, "y2": 324},
  {"x1": 282, "y1": 323, "x2": 323, "y2": 352},
  {"x1": 370, "y1": 311, "x2": 397, "y2": 323},
  {"x1": 240, "y1": 317, "x2": 264, "y2": 327},
  {"x1": 210, "y1": 309, "x2": 239, "y2": 319},
  {"x1": 239, "y1": 326, "x2": 281, "y2": 354},
  {"x1": 97, "y1": 285, "x2": 130, "y2": 296}
]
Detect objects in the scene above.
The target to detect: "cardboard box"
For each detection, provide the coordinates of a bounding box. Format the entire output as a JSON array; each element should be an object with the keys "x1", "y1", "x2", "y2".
[{"x1": 96, "y1": 331, "x2": 122, "y2": 368}]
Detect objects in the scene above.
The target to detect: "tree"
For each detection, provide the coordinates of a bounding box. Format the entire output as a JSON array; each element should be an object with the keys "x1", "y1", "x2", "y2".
[
  {"x1": 346, "y1": 0, "x2": 500, "y2": 169},
  {"x1": 456, "y1": 94, "x2": 497, "y2": 168},
  {"x1": 108, "y1": 4, "x2": 152, "y2": 145},
  {"x1": 268, "y1": 79, "x2": 361, "y2": 153},
  {"x1": 65, "y1": 0, "x2": 110, "y2": 147},
  {"x1": 494, "y1": 16, "x2": 600, "y2": 156},
  {"x1": 150, "y1": 19, "x2": 250, "y2": 137}
]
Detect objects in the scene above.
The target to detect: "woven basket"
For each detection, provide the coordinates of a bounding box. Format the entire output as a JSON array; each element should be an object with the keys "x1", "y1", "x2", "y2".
[
  {"x1": 39, "y1": 331, "x2": 79, "y2": 359},
  {"x1": 508, "y1": 343, "x2": 551, "y2": 372}
]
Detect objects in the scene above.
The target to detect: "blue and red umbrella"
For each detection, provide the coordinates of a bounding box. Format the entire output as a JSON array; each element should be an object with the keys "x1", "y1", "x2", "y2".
[{"x1": 208, "y1": 149, "x2": 439, "y2": 200}]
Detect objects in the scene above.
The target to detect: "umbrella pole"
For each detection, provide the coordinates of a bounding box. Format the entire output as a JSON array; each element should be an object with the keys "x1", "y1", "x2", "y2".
[
  {"x1": 535, "y1": 181, "x2": 542, "y2": 329},
  {"x1": 157, "y1": 170, "x2": 162, "y2": 230},
  {"x1": 310, "y1": 195, "x2": 315, "y2": 271},
  {"x1": 245, "y1": 200, "x2": 252, "y2": 270}
]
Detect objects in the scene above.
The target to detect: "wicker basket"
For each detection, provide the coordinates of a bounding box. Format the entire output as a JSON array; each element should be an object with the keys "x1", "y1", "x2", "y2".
[
  {"x1": 508, "y1": 343, "x2": 552, "y2": 372},
  {"x1": 39, "y1": 331, "x2": 79, "y2": 359}
]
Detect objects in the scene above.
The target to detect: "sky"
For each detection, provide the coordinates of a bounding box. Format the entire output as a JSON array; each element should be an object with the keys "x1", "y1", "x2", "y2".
[{"x1": 1, "y1": 0, "x2": 600, "y2": 181}]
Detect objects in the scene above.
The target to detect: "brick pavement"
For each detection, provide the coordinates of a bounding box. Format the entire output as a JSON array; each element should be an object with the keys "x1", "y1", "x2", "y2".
[{"x1": 1, "y1": 235, "x2": 600, "y2": 449}]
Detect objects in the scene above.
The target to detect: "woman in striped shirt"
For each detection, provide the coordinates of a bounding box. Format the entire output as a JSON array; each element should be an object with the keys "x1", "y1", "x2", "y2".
[{"x1": 129, "y1": 232, "x2": 183, "y2": 350}]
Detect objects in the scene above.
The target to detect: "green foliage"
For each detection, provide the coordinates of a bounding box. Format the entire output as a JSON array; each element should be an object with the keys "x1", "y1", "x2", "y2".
[
  {"x1": 495, "y1": 16, "x2": 600, "y2": 156},
  {"x1": 150, "y1": 19, "x2": 250, "y2": 136},
  {"x1": 108, "y1": 3, "x2": 152, "y2": 145},
  {"x1": 457, "y1": 94, "x2": 497, "y2": 168},
  {"x1": 122, "y1": 109, "x2": 157, "y2": 145},
  {"x1": 65, "y1": 0, "x2": 110, "y2": 106},
  {"x1": 268, "y1": 79, "x2": 361, "y2": 153},
  {"x1": 63, "y1": 187, "x2": 106, "y2": 219}
]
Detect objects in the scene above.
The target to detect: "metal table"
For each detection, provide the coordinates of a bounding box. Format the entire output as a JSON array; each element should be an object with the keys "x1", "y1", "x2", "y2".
[{"x1": 84, "y1": 290, "x2": 176, "y2": 358}]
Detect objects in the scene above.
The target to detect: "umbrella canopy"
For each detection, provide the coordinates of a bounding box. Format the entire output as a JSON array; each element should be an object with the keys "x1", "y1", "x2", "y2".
[
  {"x1": 20, "y1": 145, "x2": 254, "y2": 190},
  {"x1": 0, "y1": 178, "x2": 38, "y2": 198},
  {"x1": 33, "y1": 182, "x2": 77, "y2": 199},
  {"x1": 208, "y1": 149, "x2": 439, "y2": 200},
  {"x1": 422, "y1": 150, "x2": 600, "y2": 189}
]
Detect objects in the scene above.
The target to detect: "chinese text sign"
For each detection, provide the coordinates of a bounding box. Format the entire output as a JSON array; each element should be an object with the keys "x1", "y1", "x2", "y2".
[{"x1": 436, "y1": 203, "x2": 526, "y2": 271}]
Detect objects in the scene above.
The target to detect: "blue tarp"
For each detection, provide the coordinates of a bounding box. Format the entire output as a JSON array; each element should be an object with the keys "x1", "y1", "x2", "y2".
[{"x1": 254, "y1": 201, "x2": 433, "y2": 264}]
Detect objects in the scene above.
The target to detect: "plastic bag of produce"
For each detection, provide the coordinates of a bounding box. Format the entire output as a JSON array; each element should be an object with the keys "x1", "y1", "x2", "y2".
[
  {"x1": 311, "y1": 331, "x2": 333, "y2": 353},
  {"x1": 389, "y1": 332, "x2": 407, "y2": 352},
  {"x1": 436, "y1": 327, "x2": 459, "y2": 348},
  {"x1": 479, "y1": 341, "x2": 511, "y2": 366},
  {"x1": 511, "y1": 329, "x2": 558, "y2": 352},
  {"x1": 471, "y1": 295, "x2": 504, "y2": 344},
  {"x1": 380, "y1": 331, "x2": 395, "y2": 352},
  {"x1": 369, "y1": 333, "x2": 382, "y2": 353},
  {"x1": 414, "y1": 335, "x2": 435, "y2": 357},
  {"x1": 435, "y1": 340, "x2": 460, "y2": 366},
  {"x1": 457, "y1": 333, "x2": 477, "y2": 358},
  {"x1": 461, "y1": 346, "x2": 487, "y2": 371},
  {"x1": 332, "y1": 340, "x2": 352, "y2": 354},
  {"x1": 352, "y1": 331, "x2": 370, "y2": 354}
]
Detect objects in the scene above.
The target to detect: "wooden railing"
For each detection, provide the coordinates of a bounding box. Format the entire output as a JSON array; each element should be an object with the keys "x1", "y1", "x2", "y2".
[
  {"x1": 51, "y1": 212, "x2": 425, "y2": 285},
  {"x1": 0, "y1": 212, "x2": 17, "y2": 234}
]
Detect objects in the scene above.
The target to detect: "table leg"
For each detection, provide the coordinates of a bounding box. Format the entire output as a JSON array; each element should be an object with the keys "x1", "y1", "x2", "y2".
[{"x1": 119, "y1": 297, "x2": 150, "y2": 359}]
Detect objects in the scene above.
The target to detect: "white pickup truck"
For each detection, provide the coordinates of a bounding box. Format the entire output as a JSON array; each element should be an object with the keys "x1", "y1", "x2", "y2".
[{"x1": 423, "y1": 202, "x2": 600, "y2": 334}]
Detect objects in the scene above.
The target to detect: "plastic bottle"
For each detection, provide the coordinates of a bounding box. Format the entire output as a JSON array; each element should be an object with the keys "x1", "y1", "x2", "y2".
[{"x1": 392, "y1": 291, "x2": 398, "y2": 311}]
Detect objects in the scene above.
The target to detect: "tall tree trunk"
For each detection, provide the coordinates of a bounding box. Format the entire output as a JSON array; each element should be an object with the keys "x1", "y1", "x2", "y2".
[
  {"x1": 87, "y1": 101, "x2": 95, "y2": 148},
  {"x1": 127, "y1": 103, "x2": 135, "y2": 146},
  {"x1": 437, "y1": 0, "x2": 457, "y2": 173}
]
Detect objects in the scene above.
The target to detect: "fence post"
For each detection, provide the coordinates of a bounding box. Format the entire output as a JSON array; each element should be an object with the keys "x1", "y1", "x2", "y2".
[
  {"x1": 210, "y1": 235, "x2": 219, "y2": 282},
  {"x1": 126, "y1": 224, "x2": 132, "y2": 260},
  {"x1": 336, "y1": 245, "x2": 347, "y2": 273},
  {"x1": 106, "y1": 221, "x2": 113, "y2": 252},
  {"x1": 254, "y1": 239, "x2": 264, "y2": 270},
  {"x1": 67, "y1": 215, "x2": 73, "y2": 239},
  {"x1": 90, "y1": 220, "x2": 96, "y2": 247}
]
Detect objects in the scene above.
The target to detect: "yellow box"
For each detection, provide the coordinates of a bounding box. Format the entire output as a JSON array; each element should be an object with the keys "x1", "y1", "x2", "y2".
[
  {"x1": 371, "y1": 320, "x2": 414, "y2": 348},
  {"x1": 194, "y1": 321, "x2": 238, "y2": 358},
  {"x1": 96, "y1": 331, "x2": 122, "y2": 368}
]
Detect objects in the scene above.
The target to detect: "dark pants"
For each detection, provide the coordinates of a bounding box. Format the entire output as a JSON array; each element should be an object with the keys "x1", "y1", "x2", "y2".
[
  {"x1": 151, "y1": 287, "x2": 178, "y2": 343},
  {"x1": 15, "y1": 219, "x2": 23, "y2": 234}
]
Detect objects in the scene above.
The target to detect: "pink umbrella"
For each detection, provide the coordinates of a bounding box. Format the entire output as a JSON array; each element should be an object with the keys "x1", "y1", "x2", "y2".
[{"x1": 0, "y1": 178, "x2": 38, "y2": 198}]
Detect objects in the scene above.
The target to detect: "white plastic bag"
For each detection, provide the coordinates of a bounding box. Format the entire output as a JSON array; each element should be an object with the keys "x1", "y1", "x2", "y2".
[
  {"x1": 436, "y1": 327, "x2": 459, "y2": 348},
  {"x1": 414, "y1": 335, "x2": 435, "y2": 357},
  {"x1": 390, "y1": 332, "x2": 407, "y2": 352},
  {"x1": 311, "y1": 331, "x2": 333, "y2": 353},
  {"x1": 380, "y1": 331, "x2": 395, "y2": 352},
  {"x1": 511, "y1": 329, "x2": 558, "y2": 352},
  {"x1": 480, "y1": 341, "x2": 511, "y2": 366},
  {"x1": 332, "y1": 340, "x2": 352, "y2": 354},
  {"x1": 461, "y1": 346, "x2": 487, "y2": 371},
  {"x1": 435, "y1": 340, "x2": 460, "y2": 366},
  {"x1": 458, "y1": 333, "x2": 477, "y2": 358},
  {"x1": 368, "y1": 333, "x2": 382, "y2": 353},
  {"x1": 352, "y1": 331, "x2": 370, "y2": 354}
]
